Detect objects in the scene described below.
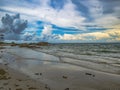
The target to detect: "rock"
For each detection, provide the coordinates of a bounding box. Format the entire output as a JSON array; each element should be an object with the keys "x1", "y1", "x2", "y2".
[
  {"x1": 40, "y1": 73, "x2": 42, "y2": 75},
  {"x1": 62, "y1": 76, "x2": 68, "y2": 79},
  {"x1": 85, "y1": 73, "x2": 95, "y2": 77},
  {"x1": 65, "y1": 88, "x2": 69, "y2": 90},
  {"x1": 35, "y1": 73, "x2": 39, "y2": 75}
]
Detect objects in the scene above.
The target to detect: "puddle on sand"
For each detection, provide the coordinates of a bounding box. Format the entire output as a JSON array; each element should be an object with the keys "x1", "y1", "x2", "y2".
[
  {"x1": 5, "y1": 47, "x2": 85, "y2": 76},
  {"x1": 9, "y1": 58, "x2": 85, "y2": 75},
  {"x1": 2, "y1": 47, "x2": 120, "y2": 90},
  {"x1": 7, "y1": 47, "x2": 60, "y2": 61},
  {"x1": 6, "y1": 57, "x2": 87, "y2": 90}
]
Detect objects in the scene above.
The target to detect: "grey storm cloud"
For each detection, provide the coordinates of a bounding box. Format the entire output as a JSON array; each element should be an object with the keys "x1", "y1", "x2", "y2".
[
  {"x1": 100, "y1": 0, "x2": 120, "y2": 14},
  {"x1": 0, "y1": 13, "x2": 27, "y2": 40}
]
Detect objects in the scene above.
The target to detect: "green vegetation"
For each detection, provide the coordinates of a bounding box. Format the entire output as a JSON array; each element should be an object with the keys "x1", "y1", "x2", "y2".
[
  {"x1": 0, "y1": 41, "x2": 50, "y2": 48},
  {"x1": 18, "y1": 42, "x2": 49, "y2": 48},
  {"x1": 0, "y1": 68, "x2": 9, "y2": 80},
  {"x1": 0, "y1": 69, "x2": 6, "y2": 75}
]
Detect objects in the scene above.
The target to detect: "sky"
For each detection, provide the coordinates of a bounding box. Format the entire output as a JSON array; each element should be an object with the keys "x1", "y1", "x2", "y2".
[{"x1": 0, "y1": 0, "x2": 120, "y2": 43}]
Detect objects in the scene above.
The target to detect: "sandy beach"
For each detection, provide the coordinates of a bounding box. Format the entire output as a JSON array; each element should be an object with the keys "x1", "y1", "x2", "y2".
[
  {"x1": 0, "y1": 44, "x2": 120, "y2": 90},
  {"x1": 0, "y1": 64, "x2": 49, "y2": 90}
]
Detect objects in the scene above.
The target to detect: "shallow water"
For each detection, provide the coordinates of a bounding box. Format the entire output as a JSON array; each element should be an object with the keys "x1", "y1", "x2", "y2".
[
  {"x1": 1, "y1": 44, "x2": 120, "y2": 75},
  {"x1": 1, "y1": 47, "x2": 91, "y2": 90},
  {"x1": 0, "y1": 44, "x2": 120, "y2": 90}
]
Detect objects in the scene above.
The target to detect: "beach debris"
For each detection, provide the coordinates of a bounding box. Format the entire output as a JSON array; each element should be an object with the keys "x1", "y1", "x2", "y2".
[
  {"x1": 17, "y1": 79, "x2": 22, "y2": 81},
  {"x1": 4, "y1": 63, "x2": 8, "y2": 66},
  {"x1": 28, "y1": 87, "x2": 37, "y2": 90},
  {"x1": 35, "y1": 73, "x2": 39, "y2": 75},
  {"x1": 27, "y1": 85, "x2": 29, "y2": 87},
  {"x1": 40, "y1": 73, "x2": 42, "y2": 75},
  {"x1": 45, "y1": 84, "x2": 50, "y2": 90},
  {"x1": 62, "y1": 75, "x2": 68, "y2": 79},
  {"x1": 0, "y1": 68, "x2": 10, "y2": 80},
  {"x1": 85, "y1": 72, "x2": 95, "y2": 77},
  {"x1": 92, "y1": 75, "x2": 95, "y2": 77},
  {"x1": 3, "y1": 82, "x2": 8, "y2": 86},
  {"x1": 0, "y1": 68, "x2": 6, "y2": 75},
  {"x1": 16, "y1": 88, "x2": 22, "y2": 90},
  {"x1": 15, "y1": 84, "x2": 19, "y2": 87},
  {"x1": 0, "y1": 87, "x2": 4, "y2": 89},
  {"x1": 1, "y1": 51, "x2": 3, "y2": 53},
  {"x1": 65, "y1": 88, "x2": 69, "y2": 90},
  {"x1": 35, "y1": 73, "x2": 42, "y2": 76},
  {"x1": 85, "y1": 73, "x2": 92, "y2": 75}
]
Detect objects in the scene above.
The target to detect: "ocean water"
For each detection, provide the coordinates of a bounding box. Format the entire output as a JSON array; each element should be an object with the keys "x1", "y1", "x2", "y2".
[
  {"x1": 1, "y1": 43, "x2": 120, "y2": 74},
  {"x1": 25, "y1": 43, "x2": 119, "y2": 74},
  {"x1": 39, "y1": 43, "x2": 120, "y2": 59}
]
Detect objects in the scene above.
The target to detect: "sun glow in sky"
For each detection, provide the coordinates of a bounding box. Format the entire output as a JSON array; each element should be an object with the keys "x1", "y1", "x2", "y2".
[{"x1": 0, "y1": 0, "x2": 120, "y2": 43}]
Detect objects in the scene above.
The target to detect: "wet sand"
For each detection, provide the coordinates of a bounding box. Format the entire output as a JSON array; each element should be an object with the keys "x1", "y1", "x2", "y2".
[
  {"x1": 0, "y1": 46, "x2": 120, "y2": 90},
  {"x1": 0, "y1": 63, "x2": 49, "y2": 90}
]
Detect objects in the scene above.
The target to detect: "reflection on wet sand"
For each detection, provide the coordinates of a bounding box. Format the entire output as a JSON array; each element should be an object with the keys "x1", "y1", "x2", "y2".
[{"x1": 0, "y1": 46, "x2": 120, "y2": 90}]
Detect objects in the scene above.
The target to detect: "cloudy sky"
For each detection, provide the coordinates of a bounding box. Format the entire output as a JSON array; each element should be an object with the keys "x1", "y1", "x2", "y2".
[{"x1": 0, "y1": 0, "x2": 120, "y2": 43}]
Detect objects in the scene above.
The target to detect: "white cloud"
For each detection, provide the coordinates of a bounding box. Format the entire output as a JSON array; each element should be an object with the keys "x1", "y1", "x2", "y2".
[
  {"x1": 22, "y1": 24, "x2": 60, "y2": 41},
  {"x1": 41, "y1": 25, "x2": 52, "y2": 35},
  {"x1": 21, "y1": 31, "x2": 39, "y2": 41},
  {"x1": 95, "y1": 15, "x2": 120, "y2": 28},
  {"x1": 60, "y1": 26, "x2": 120, "y2": 42},
  {"x1": 0, "y1": 0, "x2": 86, "y2": 29},
  {"x1": 40, "y1": 24, "x2": 60, "y2": 41}
]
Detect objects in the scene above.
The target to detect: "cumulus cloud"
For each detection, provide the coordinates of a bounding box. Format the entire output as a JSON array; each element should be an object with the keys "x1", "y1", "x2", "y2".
[
  {"x1": 40, "y1": 24, "x2": 59, "y2": 41},
  {"x1": 0, "y1": 13, "x2": 27, "y2": 40},
  {"x1": 60, "y1": 25, "x2": 120, "y2": 42},
  {"x1": 22, "y1": 24, "x2": 60, "y2": 41},
  {"x1": 41, "y1": 25, "x2": 52, "y2": 35},
  {"x1": 21, "y1": 32, "x2": 40, "y2": 41}
]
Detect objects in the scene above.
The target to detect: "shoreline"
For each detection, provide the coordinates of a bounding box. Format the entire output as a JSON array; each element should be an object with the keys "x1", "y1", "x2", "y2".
[
  {"x1": 0, "y1": 63, "x2": 49, "y2": 90},
  {"x1": 0, "y1": 45, "x2": 120, "y2": 90}
]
